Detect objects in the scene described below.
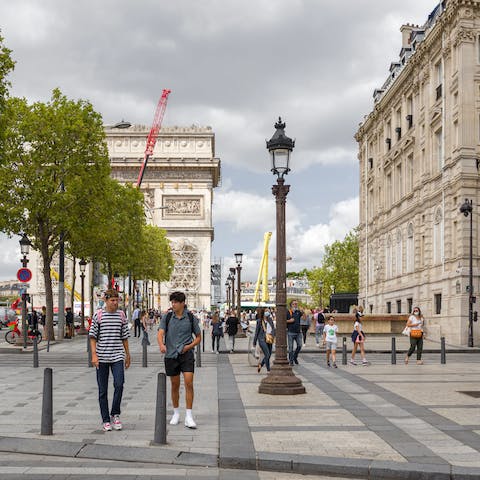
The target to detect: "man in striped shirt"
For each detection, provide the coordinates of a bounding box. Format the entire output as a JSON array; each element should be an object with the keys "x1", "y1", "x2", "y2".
[{"x1": 89, "y1": 289, "x2": 131, "y2": 432}]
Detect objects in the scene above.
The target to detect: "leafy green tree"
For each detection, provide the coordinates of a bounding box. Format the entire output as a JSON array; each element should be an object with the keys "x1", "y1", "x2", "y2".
[
  {"x1": 0, "y1": 32, "x2": 14, "y2": 154},
  {"x1": 0, "y1": 89, "x2": 111, "y2": 340}
]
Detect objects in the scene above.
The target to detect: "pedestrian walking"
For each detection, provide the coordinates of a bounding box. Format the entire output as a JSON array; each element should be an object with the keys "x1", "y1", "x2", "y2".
[
  {"x1": 89, "y1": 289, "x2": 131, "y2": 432},
  {"x1": 140, "y1": 309, "x2": 150, "y2": 345},
  {"x1": 253, "y1": 307, "x2": 276, "y2": 372},
  {"x1": 405, "y1": 306, "x2": 425, "y2": 365},
  {"x1": 350, "y1": 306, "x2": 368, "y2": 366},
  {"x1": 300, "y1": 309, "x2": 311, "y2": 345},
  {"x1": 157, "y1": 291, "x2": 201, "y2": 429},
  {"x1": 286, "y1": 299, "x2": 304, "y2": 365},
  {"x1": 210, "y1": 311, "x2": 223, "y2": 354},
  {"x1": 315, "y1": 308, "x2": 326, "y2": 346},
  {"x1": 322, "y1": 316, "x2": 338, "y2": 368},
  {"x1": 225, "y1": 309, "x2": 239, "y2": 353},
  {"x1": 65, "y1": 307, "x2": 74, "y2": 339},
  {"x1": 132, "y1": 305, "x2": 141, "y2": 337}
]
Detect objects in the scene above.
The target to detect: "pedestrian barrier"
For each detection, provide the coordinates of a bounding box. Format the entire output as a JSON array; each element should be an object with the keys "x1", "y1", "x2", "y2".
[
  {"x1": 342, "y1": 337, "x2": 347, "y2": 365},
  {"x1": 441, "y1": 336, "x2": 446, "y2": 364},
  {"x1": 391, "y1": 337, "x2": 396, "y2": 364},
  {"x1": 33, "y1": 336, "x2": 39, "y2": 368},
  {"x1": 41, "y1": 367, "x2": 53, "y2": 435},
  {"x1": 153, "y1": 372, "x2": 167, "y2": 444}
]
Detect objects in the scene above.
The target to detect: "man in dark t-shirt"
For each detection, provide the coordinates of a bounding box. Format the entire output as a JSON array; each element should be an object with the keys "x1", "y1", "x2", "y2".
[
  {"x1": 286, "y1": 299, "x2": 304, "y2": 365},
  {"x1": 225, "y1": 310, "x2": 240, "y2": 353}
]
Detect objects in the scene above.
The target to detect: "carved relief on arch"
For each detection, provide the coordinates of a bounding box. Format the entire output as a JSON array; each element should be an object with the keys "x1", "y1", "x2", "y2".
[{"x1": 167, "y1": 240, "x2": 200, "y2": 292}]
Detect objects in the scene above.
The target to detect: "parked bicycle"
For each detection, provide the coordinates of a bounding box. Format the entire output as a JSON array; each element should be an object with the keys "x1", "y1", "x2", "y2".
[{"x1": 5, "y1": 319, "x2": 42, "y2": 345}]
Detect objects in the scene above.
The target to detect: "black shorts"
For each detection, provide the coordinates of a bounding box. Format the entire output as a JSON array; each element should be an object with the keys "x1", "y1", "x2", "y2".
[{"x1": 164, "y1": 350, "x2": 195, "y2": 376}]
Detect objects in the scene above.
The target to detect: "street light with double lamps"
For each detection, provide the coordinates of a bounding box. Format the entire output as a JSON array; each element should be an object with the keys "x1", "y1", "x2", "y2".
[
  {"x1": 78, "y1": 258, "x2": 88, "y2": 335},
  {"x1": 19, "y1": 234, "x2": 32, "y2": 348},
  {"x1": 460, "y1": 199, "x2": 475, "y2": 347},
  {"x1": 259, "y1": 118, "x2": 305, "y2": 395},
  {"x1": 235, "y1": 253, "x2": 243, "y2": 315}
]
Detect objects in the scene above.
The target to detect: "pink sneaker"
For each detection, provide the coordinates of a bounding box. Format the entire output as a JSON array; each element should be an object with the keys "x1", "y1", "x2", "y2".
[
  {"x1": 102, "y1": 422, "x2": 112, "y2": 432},
  {"x1": 111, "y1": 415, "x2": 122, "y2": 430}
]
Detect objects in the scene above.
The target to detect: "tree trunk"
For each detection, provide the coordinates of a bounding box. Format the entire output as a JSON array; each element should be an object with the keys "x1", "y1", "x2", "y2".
[
  {"x1": 41, "y1": 240, "x2": 55, "y2": 342},
  {"x1": 71, "y1": 256, "x2": 76, "y2": 311}
]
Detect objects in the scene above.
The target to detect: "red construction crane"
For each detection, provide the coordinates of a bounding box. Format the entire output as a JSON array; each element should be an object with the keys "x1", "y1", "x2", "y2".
[{"x1": 136, "y1": 88, "x2": 172, "y2": 187}]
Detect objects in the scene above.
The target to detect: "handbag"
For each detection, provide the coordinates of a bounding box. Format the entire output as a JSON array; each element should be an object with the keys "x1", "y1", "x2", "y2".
[
  {"x1": 410, "y1": 329, "x2": 423, "y2": 338},
  {"x1": 401, "y1": 326, "x2": 410, "y2": 336},
  {"x1": 263, "y1": 320, "x2": 275, "y2": 344}
]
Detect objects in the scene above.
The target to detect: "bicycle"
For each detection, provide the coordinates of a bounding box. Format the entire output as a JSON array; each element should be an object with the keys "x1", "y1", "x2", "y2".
[{"x1": 5, "y1": 319, "x2": 42, "y2": 345}]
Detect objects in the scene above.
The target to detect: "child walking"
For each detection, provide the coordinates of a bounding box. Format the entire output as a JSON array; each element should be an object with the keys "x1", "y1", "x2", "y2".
[{"x1": 322, "y1": 316, "x2": 338, "y2": 368}]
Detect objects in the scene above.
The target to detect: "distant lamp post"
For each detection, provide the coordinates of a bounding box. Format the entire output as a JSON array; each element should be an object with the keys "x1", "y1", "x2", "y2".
[
  {"x1": 259, "y1": 118, "x2": 305, "y2": 395},
  {"x1": 78, "y1": 258, "x2": 88, "y2": 335},
  {"x1": 318, "y1": 281, "x2": 324, "y2": 309},
  {"x1": 225, "y1": 280, "x2": 230, "y2": 307},
  {"x1": 229, "y1": 268, "x2": 236, "y2": 311},
  {"x1": 19, "y1": 234, "x2": 31, "y2": 348},
  {"x1": 235, "y1": 253, "x2": 243, "y2": 314},
  {"x1": 460, "y1": 199, "x2": 474, "y2": 347}
]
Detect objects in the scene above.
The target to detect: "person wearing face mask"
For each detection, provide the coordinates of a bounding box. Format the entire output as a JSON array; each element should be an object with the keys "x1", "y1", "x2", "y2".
[
  {"x1": 253, "y1": 307, "x2": 276, "y2": 372},
  {"x1": 405, "y1": 307, "x2": 426, "y2": 365}
]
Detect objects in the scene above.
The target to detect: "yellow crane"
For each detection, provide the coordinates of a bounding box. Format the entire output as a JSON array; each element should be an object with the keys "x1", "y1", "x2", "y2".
[
  {"x1": 253, "y1": 232, "x2": 272, "y2": 303},
  {"x1": 50, "y1": 268, "x2": 82, "y2": 302}
]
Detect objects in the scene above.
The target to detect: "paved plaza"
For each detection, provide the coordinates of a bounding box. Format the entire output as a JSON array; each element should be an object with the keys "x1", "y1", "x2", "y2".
[{"x1": 0, "y1": 330, "x2": 479, "y2": 479}]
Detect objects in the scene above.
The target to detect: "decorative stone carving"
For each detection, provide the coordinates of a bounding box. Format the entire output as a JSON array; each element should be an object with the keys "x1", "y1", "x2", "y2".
[
  {"x1": 454, "y1": 27, "x2": 476, "y2": 46},
  {"x1": 163, "y1": 197, "x2": 202, "y2": 217},
  {"x1": 167, "y1": 240, "x2": 200, "y2": 292}
]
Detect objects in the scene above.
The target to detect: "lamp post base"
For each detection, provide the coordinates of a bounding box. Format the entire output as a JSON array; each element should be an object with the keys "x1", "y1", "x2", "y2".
[{"x1": 258, "y1": 363, "x2": 306, "y2": 395}]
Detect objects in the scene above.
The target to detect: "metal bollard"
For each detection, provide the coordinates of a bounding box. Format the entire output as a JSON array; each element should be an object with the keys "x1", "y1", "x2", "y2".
[
  {"x1": 441, "y1": 336, "x2": 446, "y2": 364},
  {"x1": 41, "y1": 368, "x2": 53, "y2": 435},
  {"x1": 202, "y1": 330, "x2": 205, "y2": 352},
  {"x1": 47, "y1": 338, "x2": 50, "y2": 353},
  {"x1": 196, "y1": 342, "x2": 202, "y2": 367},
  {"x1": 33, "y1": 336, "x2": 39, "y2": 368},
  {"x1": 142, "y1": 338, "x2": 148, "y2": 368},
  {"x1": 153, "y1": 372, "x2": 167, "y2": 444},
  {"x1": 342, "y1": 337, "x2": 347, "y2": 365},
  {"x1": 391, "y1": 337, "x2": 397, "y2": 365},
  {"x1": 87, "y1": 335, "x2": 92, "y2": 368}
]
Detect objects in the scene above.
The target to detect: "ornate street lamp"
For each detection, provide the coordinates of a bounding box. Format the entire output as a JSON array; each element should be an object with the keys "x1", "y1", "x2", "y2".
[
  {"x1": 460, "y1": 199, "x2": 474, "y2": 347},
  {"x1": 259, "y1": 118, "x2": 305, "y2": 395},
  {"x1": 78, "y1": 258, "x2": 88, "y2": 335},
  {"x1": 235, "y1": 253, "x2": 243, "y2": 315},
  {"x1": 19, "y1": 234, "x2": 31, "y2": 348}
]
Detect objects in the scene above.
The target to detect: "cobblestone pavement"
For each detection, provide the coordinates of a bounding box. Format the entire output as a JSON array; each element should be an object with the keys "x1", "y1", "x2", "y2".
[{"x1": 0, "y1": 332, "x2": 479, "y2": 479}]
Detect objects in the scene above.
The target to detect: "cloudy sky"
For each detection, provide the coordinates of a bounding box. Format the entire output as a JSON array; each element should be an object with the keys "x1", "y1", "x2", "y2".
[{"x1": 0, "y1": 0, "x2": 435, "y2": 282}]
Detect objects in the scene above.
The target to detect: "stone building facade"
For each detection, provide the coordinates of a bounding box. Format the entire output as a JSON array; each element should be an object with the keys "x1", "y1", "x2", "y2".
[
  {"x1": 355, "y1": 0, "x2": 480, "y2": 345},
  {"x1": 106, "y1": 125, "x2": 220, "y2": 311}
]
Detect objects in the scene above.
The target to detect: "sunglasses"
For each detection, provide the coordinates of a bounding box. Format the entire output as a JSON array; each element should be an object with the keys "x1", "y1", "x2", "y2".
[{"x1": 105, "y1": 294, "x2": 119, "y2": 300}]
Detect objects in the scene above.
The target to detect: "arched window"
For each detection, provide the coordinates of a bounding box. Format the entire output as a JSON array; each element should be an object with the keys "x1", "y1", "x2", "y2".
[
  {"x1": 396, "y1": 229, "x2": 403, "y2": 276},
  {"x1": 433, "y1": 207, "x2": 444, "y2": 264},
  {"x1": 406, "y1": 223, "x2": 414, "y2": 273}
]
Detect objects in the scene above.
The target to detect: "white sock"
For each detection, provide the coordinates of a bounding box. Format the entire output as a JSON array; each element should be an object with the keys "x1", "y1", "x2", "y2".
[
  {"x1": 173, "y1": 407, "x2": 180, "y2": 416},
  {"x1": 185, "y1": 409, "x2": 193, "y2": 419}
]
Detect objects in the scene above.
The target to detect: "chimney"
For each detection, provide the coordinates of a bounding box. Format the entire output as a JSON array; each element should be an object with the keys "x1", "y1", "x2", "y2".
[{"x1": 400, "y1": 24, "x2": 415, "y2": 48}]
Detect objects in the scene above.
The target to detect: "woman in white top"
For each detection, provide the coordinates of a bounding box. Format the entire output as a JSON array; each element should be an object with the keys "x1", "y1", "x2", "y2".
[
  {"x1": 405, "y1": 306, "x2": 425, "y2": 365},
  {"x1": 350, "y1": 307, "x2": 368, "y2": 366}
]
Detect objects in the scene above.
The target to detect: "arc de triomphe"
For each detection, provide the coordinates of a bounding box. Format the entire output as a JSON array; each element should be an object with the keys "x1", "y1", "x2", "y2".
[{"x1": 106, "y1": 124, "x2": 221, "y2": 311}]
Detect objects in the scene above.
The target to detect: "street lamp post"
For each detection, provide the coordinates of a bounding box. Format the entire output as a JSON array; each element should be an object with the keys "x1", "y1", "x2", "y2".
[
  {"x1": 460, "y1": 199, "x2": 474, "y2": 347},
  {"x1": 19, "y1": 234, "x2": 31, "y2": 348},
  {"x1": 78, "y1": 258, "x2": 88, "y2": 335},
  {"x1": 259, "y1": 118, "x2": 305, "y2": 395},
  {"x1": 225, "y1": 281, "x2": 230, "y2": 308},
  {"x1": 235, "y1": 253, "x2": 243, "y2": 314},
  {"x1": 229, "y1": 268, "x2": 236, "y2": 311}
]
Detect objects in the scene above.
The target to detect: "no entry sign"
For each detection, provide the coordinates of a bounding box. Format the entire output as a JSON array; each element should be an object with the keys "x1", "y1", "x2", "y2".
[{"x1": 17, "y1": 268, "x2": 32, "y2": 283}]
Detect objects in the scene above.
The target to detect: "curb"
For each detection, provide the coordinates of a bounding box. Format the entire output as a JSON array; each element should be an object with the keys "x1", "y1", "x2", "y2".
[{"x1": 1, "y1": 436, "x2": 479, "y2": 479}]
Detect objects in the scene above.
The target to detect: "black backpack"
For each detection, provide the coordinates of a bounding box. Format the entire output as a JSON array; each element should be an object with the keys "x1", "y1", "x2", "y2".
[{"x1": 165, "y1": 310, "x2": 195, "y2": 338}]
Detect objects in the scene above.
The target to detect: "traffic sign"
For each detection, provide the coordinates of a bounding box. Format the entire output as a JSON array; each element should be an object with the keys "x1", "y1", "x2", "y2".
[{"x1": 17, "y1": 268, "x2": 32, "y2": 283}]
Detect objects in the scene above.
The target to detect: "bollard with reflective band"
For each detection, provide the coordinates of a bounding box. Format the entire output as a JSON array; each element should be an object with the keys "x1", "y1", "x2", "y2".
[
  {"x1": 41, "y1": 368, "x2": 53, "y2": 435},
  {"x1": 342, "y1": 337, "x2": 347, "y2": 365},
  {"x1": 391, "y1": 337, "x2": 397, "y2": 365},
  {"x1": 153, "y1": 372, "x2": 167, "y2": 444}
]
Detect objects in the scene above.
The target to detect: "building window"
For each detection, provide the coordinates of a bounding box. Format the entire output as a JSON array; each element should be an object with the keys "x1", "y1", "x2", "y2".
[
  {"x1": 369, "y1": 304, "x2": 373, "y2": 313},
  {"x1": 406, "y1": 223, "x2": 414, "y2": 273},
  {"x1": 435, "y1": 60, "x2": 442, "y2": 100},
  {"x1": 406, "y1": 155, "x2": 414, "y2": 193},
  {"x1": 396, "y1": 229, "x2": 402, "y2": 276},
  {"x1": 396, "y1": 299, "x2": 401, "y2": 313},
  {"x1": 387, "y1": 301, "x2": 392, "y2": 313},
  {"x1": 433, "y1": 207, "x2": 444, "y2": 264},
  {"x1": 395, "y1": 163, "x2": 403, "y2": 202},
  {"x1": 386, "y1": 235, "x2": 392, "y2": 279},
  {"x1": 386, "y1": 173, "x2": 392, "y2": 207},
  {"x1": 407, "y1": 297, "x2": 413, "y2": 313},
  {"x1": 435, "y1": 128, "x2": 443, "y2": 170},
  {"x1": 434, "y1": 293, "x2": 442, "y2": 314},
  {"x1": 452, "y1": 220, "x2": 458, "y2": 255}
]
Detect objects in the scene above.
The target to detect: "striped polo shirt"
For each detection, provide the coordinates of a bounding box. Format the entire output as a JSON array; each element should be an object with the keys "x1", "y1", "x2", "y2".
[{"x1": 89, "y1": 310, "x2": 130, "y2": 363}]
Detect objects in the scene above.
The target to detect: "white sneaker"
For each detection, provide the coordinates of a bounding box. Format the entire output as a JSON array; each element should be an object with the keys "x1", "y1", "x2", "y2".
[
  {"x1": 169, "y1": 412, "x2": 180, "y2": 425},
  {"x1": 185, "y1": 416, "x2": 197, "y2": 429}
]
